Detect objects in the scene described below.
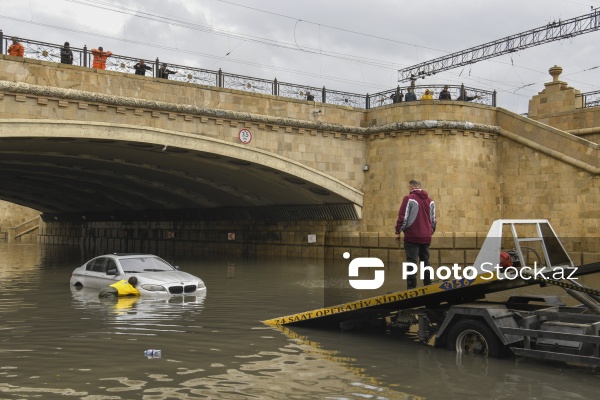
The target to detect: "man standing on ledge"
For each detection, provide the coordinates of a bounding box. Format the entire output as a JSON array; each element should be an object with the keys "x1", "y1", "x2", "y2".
[{"x1": 395, "y1": 180, "x2": 437, "y2": 289}]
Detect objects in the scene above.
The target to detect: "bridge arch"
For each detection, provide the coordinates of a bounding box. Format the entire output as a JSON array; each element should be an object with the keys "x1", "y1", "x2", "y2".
[{"x1": 0, "y1": 119, "x2": 363, "y2": 216}]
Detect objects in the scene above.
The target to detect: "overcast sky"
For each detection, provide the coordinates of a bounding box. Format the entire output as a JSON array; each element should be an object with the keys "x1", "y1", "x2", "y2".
[{"x1": 2, "y1": 0, "x2": 599, "y2": 113}]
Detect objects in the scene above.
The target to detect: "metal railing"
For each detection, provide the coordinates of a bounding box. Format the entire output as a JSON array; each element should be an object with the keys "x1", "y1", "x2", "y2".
[
  {"x1": 577, "y1": 90, "x2": 600, "y2": 108},
  {"x1": 154, "y1": 60, "x2": 219, "y2": 86},
  {"x1": 369, "y1": 84, "x2": 496, "y2": 107},
  {"x1": 1, "y1": 30, "x2": 497, "y2": 109},
  {"x1": 103, "y1": 53, "x2": 156, "y2": 77}
]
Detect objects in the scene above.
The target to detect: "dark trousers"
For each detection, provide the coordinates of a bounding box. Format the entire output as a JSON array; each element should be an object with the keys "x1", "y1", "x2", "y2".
[{"x1": 404, "y1": 241, "x2": 432, "y2": 289}]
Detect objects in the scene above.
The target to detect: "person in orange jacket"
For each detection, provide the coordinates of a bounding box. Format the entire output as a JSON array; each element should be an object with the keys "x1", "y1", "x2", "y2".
[
  {"x1": 91, "y1": 46, "x2": 112, "y2": 70},
  {"x1": 7, "y1": 38, "x2": 25, "y2": 57}
]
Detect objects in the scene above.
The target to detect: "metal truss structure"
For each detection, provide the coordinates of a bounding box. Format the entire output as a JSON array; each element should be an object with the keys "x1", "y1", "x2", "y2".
[{"x1": 398, "y1": 10, "x2": 600, "y2": 82}]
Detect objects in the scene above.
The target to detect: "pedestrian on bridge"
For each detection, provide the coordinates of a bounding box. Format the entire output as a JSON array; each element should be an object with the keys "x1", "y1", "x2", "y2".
[
  {"x1": 7, "y1": 38, "x2": 24, "y2": 57},
  {"x1": 60, "y1": 42, "x2": 73, "y2": 65},
  {"x1": 91, "y1": 46, "x2": 112, "y2": 70},
  {"x1": 404, "y1": 87, "x2": 417, "y2": 102},
  {"x1": 133, "y1": 59, "x2": 152, "y2": 76},
  {"x1": 390, "y1": 90, "x2": 403, "y2": 103},
  {"x1": 457, "y1": 85, "x2": 480, "y2": 102},
  {"x1": 395, "y1": 180, "x2": 437, "y2": 289},
  {"x1": 439, "y1": 85, "x2": 452, "y2": 100},
  {"x1": 158, "y1": 63, "x2": 176, "y2": 79}
]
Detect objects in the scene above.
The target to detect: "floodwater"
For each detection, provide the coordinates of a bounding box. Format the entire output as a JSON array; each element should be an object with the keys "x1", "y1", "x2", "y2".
[{"x1": 0, "y1": 242, "x2": 599, "y2": 400}]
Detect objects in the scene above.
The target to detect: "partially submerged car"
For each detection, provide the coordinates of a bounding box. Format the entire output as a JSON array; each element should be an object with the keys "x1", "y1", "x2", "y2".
[{"x1": 70, "y1": 253, "x2": 206, "y2": 296}]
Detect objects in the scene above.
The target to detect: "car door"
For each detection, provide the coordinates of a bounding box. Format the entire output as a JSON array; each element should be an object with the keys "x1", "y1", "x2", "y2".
[{"x1": 84, "y1": 257, "x2": 110, "y2": 289}]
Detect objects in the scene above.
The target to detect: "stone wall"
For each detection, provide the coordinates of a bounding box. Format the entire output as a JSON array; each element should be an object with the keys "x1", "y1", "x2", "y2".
[
  {"x1": 0, "y1": 200, "x2": 40, "y2": 241},
  {"x1": 34, "y1": 219, "x2": 486, "y2": 267},
  {"x1": 528, "y1": 65, "x2": 600, "y2": 141},
  {"x1": 0, "y1": 55, "x2": 365, "y2": 127},
  {"x1": 0, "y1": 200, "x2": 39, "y2": 226}
]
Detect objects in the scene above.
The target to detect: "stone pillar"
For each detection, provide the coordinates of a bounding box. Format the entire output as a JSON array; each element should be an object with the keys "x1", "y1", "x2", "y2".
[{"x1": 528, "y1": 65, "x2": 582, "y2": 118}]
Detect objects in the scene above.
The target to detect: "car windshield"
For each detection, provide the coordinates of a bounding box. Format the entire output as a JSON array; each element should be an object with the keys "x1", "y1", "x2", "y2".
[{"x1": 119, "y1": 257, "x2": 174, "y2": 273}]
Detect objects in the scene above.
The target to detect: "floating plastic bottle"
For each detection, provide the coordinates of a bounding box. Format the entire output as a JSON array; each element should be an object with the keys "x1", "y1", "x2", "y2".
[{"x1": 144, "y1": 349, "x2": 162, "y2": 359}]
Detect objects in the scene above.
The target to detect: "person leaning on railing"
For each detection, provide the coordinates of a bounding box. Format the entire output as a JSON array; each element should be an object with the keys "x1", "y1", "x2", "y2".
[
  {"x1": 133, "y1": 59, "x2": 152, "y2": 76},
  {"x1": 457, "y1": 86, "x2": 480, "y2": 102},
  {"x1": 7, "y1": 38, "x2": 24, "y2": 57},
  {"x1": 60, "y1": 42, "x2": 73, "y2": 65},
  {"x1": 158, "y1": 63, "x2": 176, "y2": 79},
  {"x1": 91, "y1": 46, "x2": 112, "y2": 70}
]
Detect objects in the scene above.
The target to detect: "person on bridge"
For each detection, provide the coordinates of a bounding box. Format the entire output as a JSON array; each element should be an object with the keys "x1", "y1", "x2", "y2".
[
  {"x1": 395, "y1": 180, "x2": 437, "y2": 289},
  {"x1": 91, "y1": 46, "x2": 112, "y2": 70},
  {"x1": 133, "y1": 59, "x2": 152, "y2": 76},
  {"x1": 306, "y1": 91, "x2": 315, "y2": 101},
  {"x1": 421, "y1": 89, "x2": 433, "y2": 100},
  {"x1": 404, "y1": 87, "x2": 417, "y2": 102},
  {"x1": 158, "y1": 63, "x2": 176, "y2": 79},
  {"x1": 439, "y1": 85, "x2": 452, "y2": 100},
  {"x1": 457, "y1": 85, "x2": 480, "y2": 102},
  {"x1": 60, "y1": 42, "x2": 73, "y2": 65},
  {"x1": 390, "y1": 90, "x2": 403, "y2": 103},
  {"x1": 99, "y1": 276, "x2": 140, "y2": 298},
  {"x1": 7, "y1": 38, "x2": 25, "y2": 57}
]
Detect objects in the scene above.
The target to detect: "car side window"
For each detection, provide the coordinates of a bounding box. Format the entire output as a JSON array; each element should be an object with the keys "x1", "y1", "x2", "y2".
[
  {"x1": 91, "y1": 257, "x2": 107, "y2": 273},
  {"x1": 106, "y1": 259, "x2": 118, "y2": 274}
]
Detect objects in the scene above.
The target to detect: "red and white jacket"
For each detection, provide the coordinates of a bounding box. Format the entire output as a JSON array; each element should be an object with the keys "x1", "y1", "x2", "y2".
[{"x1": 395, "y1": 189, "x2": 436, "y2": 244}]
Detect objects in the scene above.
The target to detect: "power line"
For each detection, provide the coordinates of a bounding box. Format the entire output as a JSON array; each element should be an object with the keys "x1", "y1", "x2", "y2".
[
  {"x1": 215, "y1": 0, "x2": 448, "y2": 54},
  {"x1": 0, "y1": 14, "x2": 392, "y2": 91},
  {"x1": 64, "y1": 0, "x2": 586, "y2": 93},
  {"x1": 62, "y1": 0, "x2": 407, "y2": 70}
]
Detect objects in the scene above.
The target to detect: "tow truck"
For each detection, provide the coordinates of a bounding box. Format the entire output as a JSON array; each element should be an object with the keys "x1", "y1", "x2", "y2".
[{"x1": 264, "y1": 220, "x2": 600, "y2": 367}]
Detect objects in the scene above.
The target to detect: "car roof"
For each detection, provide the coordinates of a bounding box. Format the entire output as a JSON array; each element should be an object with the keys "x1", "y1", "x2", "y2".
[{"x1": 98, "y1": 253, "x2": 159, "y2": 259}]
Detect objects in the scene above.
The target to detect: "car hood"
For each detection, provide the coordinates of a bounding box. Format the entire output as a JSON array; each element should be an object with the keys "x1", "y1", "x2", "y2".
[{"x1": 136, "y1": 270, "x2": 200, "y2": 284}]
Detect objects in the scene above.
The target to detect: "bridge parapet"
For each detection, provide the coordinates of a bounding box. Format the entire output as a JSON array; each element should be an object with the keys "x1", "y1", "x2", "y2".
[{"x1": 1, "y1": 31, "x2": 497, "y2": 109}]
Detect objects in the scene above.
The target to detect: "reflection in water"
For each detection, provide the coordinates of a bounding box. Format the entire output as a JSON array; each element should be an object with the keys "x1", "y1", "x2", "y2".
[
  {"x1": 0, "y1": 243, "x2": 599, "y2": 399},
  {"x1": 70, "y1": 286, "x2": 206, "y2": 320}
]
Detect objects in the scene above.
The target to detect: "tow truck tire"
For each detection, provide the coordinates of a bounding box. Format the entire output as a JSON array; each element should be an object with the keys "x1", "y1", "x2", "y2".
[{"x1": 447, "y1": 319, "x2": 506, "y2": 358}]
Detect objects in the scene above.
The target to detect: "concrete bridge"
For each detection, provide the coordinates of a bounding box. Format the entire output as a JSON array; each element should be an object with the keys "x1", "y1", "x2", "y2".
[{"x1": 0, "y1": 56, "x2": 598, "y2": 264}]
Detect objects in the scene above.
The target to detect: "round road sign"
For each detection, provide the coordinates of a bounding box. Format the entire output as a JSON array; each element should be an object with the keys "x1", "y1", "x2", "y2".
[{"x1": 238, "y1": 128, "x2": 252, "y2": 144}]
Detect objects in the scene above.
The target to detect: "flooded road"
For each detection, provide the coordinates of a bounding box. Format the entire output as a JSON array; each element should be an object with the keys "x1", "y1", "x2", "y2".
[{"x1": 0, "y1": 242, "x2": 598, "y2": 399}]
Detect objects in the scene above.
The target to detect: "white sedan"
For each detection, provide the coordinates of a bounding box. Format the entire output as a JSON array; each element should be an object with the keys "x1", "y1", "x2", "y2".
[{"x1": 70, "y1": 253, "x2": 206, "y2": 296}]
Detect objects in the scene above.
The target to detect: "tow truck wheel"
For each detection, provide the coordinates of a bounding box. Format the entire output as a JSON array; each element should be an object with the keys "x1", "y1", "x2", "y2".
[{"x1": 447, "y1": 319, "x2": 506, "y2": 358}]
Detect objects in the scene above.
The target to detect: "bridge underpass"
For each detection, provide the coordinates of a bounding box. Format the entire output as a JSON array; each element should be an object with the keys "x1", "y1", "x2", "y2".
[
  {"x1": 0, "y1": 56, "x2": 598, "y2": 263},
  {"x1": 0, "y1": 120, "x2": 363, "y2": 223}
]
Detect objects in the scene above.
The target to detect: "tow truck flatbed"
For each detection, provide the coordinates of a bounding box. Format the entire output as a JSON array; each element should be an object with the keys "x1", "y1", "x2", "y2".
[
  {"x1": 263, "y1": 261, "x2": 600, "y2": 328},
  {"x1": 264, "y1": 220, "x2": 600, "y2": 367}
]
